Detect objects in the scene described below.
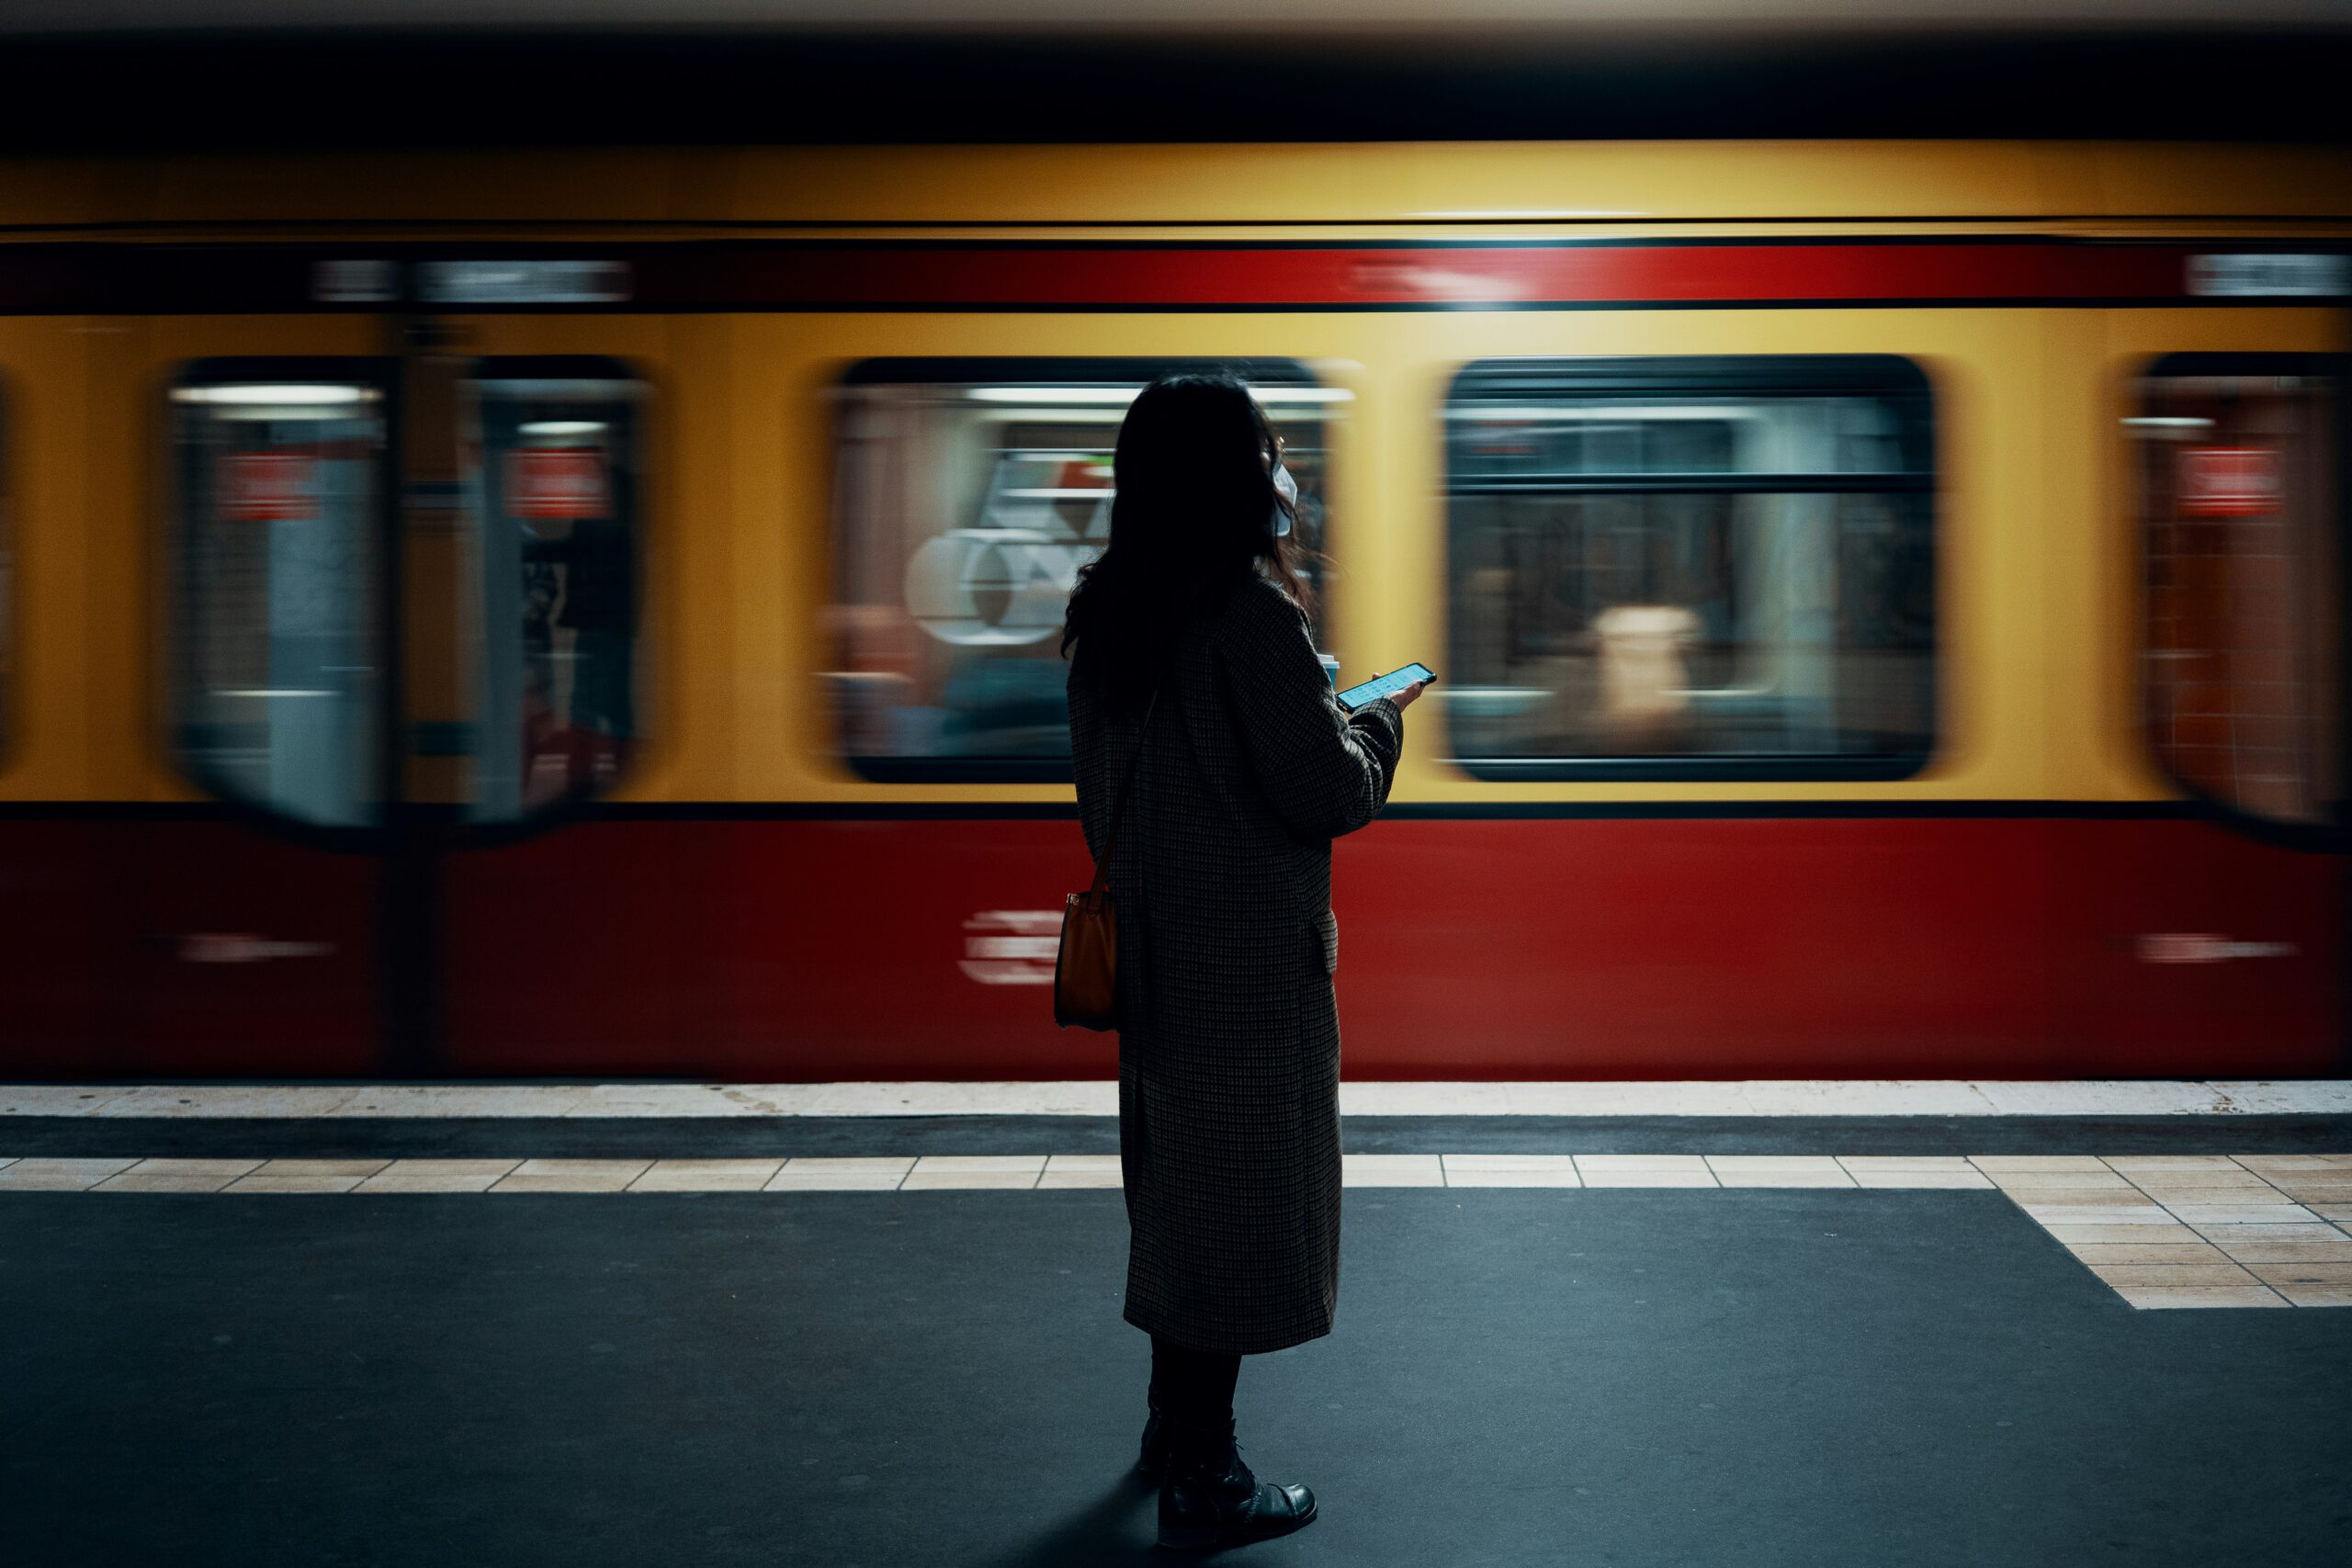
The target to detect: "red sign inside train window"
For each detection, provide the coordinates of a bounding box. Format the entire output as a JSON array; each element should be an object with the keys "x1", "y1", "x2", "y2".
[
  {"x1": 217, "y1": 453, "x2": 317, "y2": 521},
  {"x1": 2178, "y1": 446, "x2": 2280, "y2": 517},
  {"x1": 506, "y1": 448, "x2": 609, "y2": 519}
]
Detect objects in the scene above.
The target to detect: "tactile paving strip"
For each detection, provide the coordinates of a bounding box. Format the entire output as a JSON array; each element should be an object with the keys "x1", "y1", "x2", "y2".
[{"x1": 4, "y1": 1151, "x2": 2346, "y2": 1308}]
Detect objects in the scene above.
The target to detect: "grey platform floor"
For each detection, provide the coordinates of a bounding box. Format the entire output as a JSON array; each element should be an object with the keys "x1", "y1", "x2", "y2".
[{"x1": 6, "y1": 1155, "x2": 2350, "y2": 1566}]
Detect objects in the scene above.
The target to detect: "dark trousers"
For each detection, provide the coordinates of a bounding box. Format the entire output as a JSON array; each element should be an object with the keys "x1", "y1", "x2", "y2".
[{"x1": 1149, "y1": 1335, "x2": 1242, "y2": 1433}]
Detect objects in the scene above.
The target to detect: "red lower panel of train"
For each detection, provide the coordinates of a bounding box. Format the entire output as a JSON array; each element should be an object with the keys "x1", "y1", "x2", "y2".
[
  {"x1": 0, "y1": 813, "x2": 2339, "y2": 1078},
  {"x1": 0, "y1": 817, "x2": 381, "y2": 1077}
]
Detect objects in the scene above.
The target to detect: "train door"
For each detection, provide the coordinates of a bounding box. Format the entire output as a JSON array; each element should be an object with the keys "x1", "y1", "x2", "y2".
[
  {"x1": 2080, "y1": 304, "x2": 2347, "y2": 1073},
  {"x1": 144, "y1": 304, "x2": 664, "y2": 1075},
  {"x1": 402, "y1": 313, "x2": 670, "y2": 1075},
  {"x1": 142, "y1": 321, "x2": 391, "y2": 1073}
]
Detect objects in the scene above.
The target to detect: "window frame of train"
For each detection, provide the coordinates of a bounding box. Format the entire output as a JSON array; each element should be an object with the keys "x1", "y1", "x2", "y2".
[
  {"x1": 826, "y1": 357, "x2": 1340, "y2": 784},
  {"x1": 1442, "y1": 355, "x2": 1938, "y2": 783},
  {"x1": 458, "y1": 356, "x2": 649, "y2": 827},
  {"x1": 167, "y1": 358, "x2": 396, "y2": 837},
  {"x1": 2131, "y1": 352, "x2": 2346, "y2": 849}
]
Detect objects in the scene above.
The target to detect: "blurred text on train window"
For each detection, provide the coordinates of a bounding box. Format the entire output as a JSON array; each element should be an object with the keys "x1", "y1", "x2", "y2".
[
  {"x1": 2135, "y1": 356, "x2": 2342, "y2": 830},
  {"x1": 172, "y1": 365, "x2": 388, "y2": 828},
  {"x1": 1444, "y1": 356, "x2": 1935, "y2": 780},
  {"x1": 462, "y1": 363, "x2": 646, "y2": 821},
  {"x1": 827, "y1": 360, "x2": 1338, "y2": 782}
]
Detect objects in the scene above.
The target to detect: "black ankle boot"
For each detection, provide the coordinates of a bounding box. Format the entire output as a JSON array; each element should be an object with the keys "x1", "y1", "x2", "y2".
[{"x1": 1155, "y1": 1417, "x2": 1317, "y2": 1552}]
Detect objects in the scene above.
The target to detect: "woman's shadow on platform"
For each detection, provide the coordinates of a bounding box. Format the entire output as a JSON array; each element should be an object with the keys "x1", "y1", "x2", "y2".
[{"x1": 974, "y1": 1470, "x2": 1169, "y2": 1565}]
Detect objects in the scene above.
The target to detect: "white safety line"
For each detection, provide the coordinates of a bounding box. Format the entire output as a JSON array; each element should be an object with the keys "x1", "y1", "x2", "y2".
[{"x1": 6, "y1": 1079, "x2": 2351, "y2": 1120}]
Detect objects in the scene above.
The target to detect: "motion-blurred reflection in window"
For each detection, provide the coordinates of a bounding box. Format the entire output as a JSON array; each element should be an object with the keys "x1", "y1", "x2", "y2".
[
  {"x1": 2135, "y1": 356, "x2": 2341, "y2": 829},
  {"x1": 464, "y1": 365, "x2": 646, "y2": 820},
  {"x1": 1445, "y1": 357, "x2": 1935, "y2": 779},
  {"x1": 171, "y1": 367, "x2": 386, "y2": 827},
  {"x1": 828, "y1": 360, "x2": 1340, "y2": 781}
]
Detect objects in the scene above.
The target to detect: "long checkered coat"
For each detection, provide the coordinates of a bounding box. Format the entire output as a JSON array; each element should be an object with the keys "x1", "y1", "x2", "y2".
[{"x1": 1068, "y1": 574, "x2": 1405, "y2": 1355}]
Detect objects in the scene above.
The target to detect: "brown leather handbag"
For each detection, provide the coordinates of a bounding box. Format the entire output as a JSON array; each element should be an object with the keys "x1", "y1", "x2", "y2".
[{"x1": 1054, "y1": 684, "x2": 1164, "y2": 1032}]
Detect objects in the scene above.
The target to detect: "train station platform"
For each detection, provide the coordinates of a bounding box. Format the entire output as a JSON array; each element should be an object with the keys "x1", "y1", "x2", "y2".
[{"x1": 6, "y1": 1080, "x2": 2349, "y2": 1566}]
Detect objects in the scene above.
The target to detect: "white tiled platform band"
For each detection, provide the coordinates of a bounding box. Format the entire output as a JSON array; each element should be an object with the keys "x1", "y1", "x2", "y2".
[
  {"x1": 4, "y1": 1149, "x2": 2346, "y2": 1309},
  {"x1": 7, "y1": 1080, "x2": 2352, "y2": 1120}
]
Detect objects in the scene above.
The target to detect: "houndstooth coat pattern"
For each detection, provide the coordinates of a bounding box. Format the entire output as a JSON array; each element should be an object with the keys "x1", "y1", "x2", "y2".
[{"x1": 1069, "y1": 573, "x2": 1404, "y2": 1355}]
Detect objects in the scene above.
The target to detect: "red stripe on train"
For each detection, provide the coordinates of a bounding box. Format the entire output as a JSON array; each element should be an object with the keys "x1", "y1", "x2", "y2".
[
  {"x1": 685, "y1": 241, "x2": 2196, "y2": 308},
  {"x1": 0, "y1": 240, "x2": 2266, "y2": 313}
]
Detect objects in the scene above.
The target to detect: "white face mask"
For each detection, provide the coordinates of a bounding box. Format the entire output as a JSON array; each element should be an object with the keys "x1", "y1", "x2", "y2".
[{"x1": 1270, "y1": 460, "x2": 1298, "y2": 538}]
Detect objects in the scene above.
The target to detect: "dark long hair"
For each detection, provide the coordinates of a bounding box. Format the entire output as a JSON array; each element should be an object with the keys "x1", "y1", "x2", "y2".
[{"x1": 1060, "y1": 372, "x2": 1317, "y2": 710}]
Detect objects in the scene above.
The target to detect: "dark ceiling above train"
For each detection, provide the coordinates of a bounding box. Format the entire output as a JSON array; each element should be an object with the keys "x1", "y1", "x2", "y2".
[
  {"x1": 0, "y1": 23, "x2": 2346, "y2": 147},
  {"x1": 6, "y1": 0, "x2": 2350, "y2": 29}
]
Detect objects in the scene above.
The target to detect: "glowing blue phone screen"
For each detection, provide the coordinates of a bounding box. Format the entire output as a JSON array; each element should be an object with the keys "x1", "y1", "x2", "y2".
[{"x1": 1336, "y1": 663, "x2": 1432, "y2": 708}]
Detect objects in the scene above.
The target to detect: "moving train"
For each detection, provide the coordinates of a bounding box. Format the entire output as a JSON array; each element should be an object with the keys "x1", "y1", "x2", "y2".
[{"x1": 0, "y1": 141, "x2": 2343, "y2": 1079}]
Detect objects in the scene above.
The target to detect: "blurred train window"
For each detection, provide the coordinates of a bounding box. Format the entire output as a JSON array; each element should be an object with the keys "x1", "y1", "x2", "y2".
[
  {"x1": 170, "y1": 364, "x2": 388, "y2": 827},
  {"x1": 2134, "y1": 355, "x2": 2342, "y2": 830},
  {"x1": 463, "y1": 363, "x2": 646, "y2": 821},
  {"x1": 827, "y1": 359, "x2": 1340, "y2": 782},
  {"x1": 1444, "y1": 357, "x2": 1935, "y2": 780}
]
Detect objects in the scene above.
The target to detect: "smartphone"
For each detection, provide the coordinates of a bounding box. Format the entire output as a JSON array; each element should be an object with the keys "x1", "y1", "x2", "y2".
[{"x1": 1335, "y1": 662, "x2": 1435, "y2": 710}]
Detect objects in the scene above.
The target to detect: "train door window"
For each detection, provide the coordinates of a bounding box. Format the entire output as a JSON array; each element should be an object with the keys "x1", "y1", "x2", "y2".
[
  {"x1": 826, "y1": 359, "x2": 1340, "y2": 782},
  {"x1": 1443, "y1": 357, "x2": 1936, "y2": 780},
  {"x1": 170, "y1": 365, "x2": 388, "y2": 827},
  {"x1": 2133, "y1": 355, "x2": 2342, "y2": 830},
  {"x1": 461, "y1": 362, "x2": 648, "y2": 821}
]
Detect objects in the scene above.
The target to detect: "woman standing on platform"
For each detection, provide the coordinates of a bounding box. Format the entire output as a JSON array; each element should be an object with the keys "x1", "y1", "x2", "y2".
[{"x1": 1062, "y1": 373, "x2": 1422, "y2": 1552}]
